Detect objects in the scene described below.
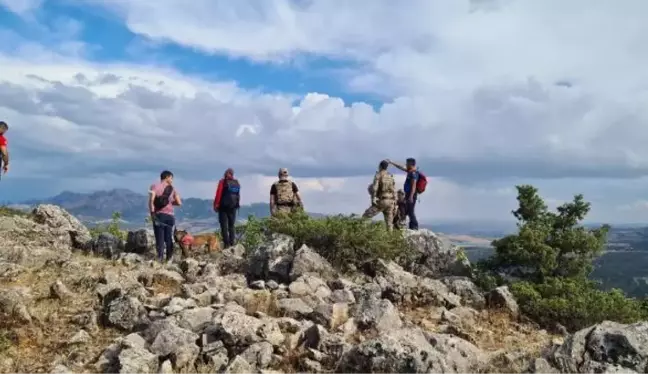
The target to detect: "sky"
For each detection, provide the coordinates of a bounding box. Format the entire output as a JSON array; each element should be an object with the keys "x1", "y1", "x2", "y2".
[{"x1": 1, "y1": 0, "x2": 648, "y2": 224}]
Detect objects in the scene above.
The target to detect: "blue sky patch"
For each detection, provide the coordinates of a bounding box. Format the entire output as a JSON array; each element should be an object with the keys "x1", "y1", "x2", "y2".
[{"x1": 0, "y1": 0, "x2": 383, "y2": 108}]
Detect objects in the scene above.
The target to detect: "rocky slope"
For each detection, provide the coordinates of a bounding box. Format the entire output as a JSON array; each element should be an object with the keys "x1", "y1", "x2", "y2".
[{"x1": 0, "y1": 204, "x2": 646, "y2": 373}]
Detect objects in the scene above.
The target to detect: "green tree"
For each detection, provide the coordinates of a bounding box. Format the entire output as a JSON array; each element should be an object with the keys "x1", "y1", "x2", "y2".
[
  {"x1": 489, "y1": 185, "x2": 609, "y2": 282},
  {"x1": 479, "y1": 185, "x2": 648, "y2": 331},
  {"x1": 90, "y1": 211, "x2": 126, "y2": 240}
]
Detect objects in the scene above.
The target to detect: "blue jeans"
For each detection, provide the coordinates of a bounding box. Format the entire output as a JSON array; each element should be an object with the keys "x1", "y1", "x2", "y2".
[{"x1": 153, "y1": 213, "x2": 175, "y2": 261}]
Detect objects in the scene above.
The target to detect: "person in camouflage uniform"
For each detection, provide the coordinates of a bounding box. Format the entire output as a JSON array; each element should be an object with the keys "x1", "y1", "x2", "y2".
[
  {"x1": 270, "y1": 168, "x2": 303, "y2": 217},
  {"x1": 362, "y1": 160, "x2": 397, "y2": 231},
  {"x1": 393, "y1": 189, "x2": 407, "y2": 230}
]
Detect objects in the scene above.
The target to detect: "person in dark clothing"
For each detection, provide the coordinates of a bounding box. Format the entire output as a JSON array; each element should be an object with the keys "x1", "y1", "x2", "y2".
[
  {"x1": 213, "y1": 168, "x2": 240, "y2": 248},
  {"x1": 149, "y1": 170, "x2": 182, "y2": 262},
  {"x1": 393, "y1": 189, "x2": 408, "y2": 229},
  {"x1": 386, "y1": 158, "x2": 419, "y2": 230}
]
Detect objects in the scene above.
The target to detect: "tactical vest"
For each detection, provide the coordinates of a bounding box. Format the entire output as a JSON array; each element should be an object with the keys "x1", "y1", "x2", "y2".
[
  {"x1": 368, "y1": 171, "x2": 396, "y2": 199},
  {"x1": 274, "y1": 180, "x2": 295, "y2": 205}
]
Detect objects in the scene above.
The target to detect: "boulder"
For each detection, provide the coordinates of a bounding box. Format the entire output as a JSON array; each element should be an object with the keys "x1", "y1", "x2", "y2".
[
  {"x1": 486, "y1": 286, "x2": 519, "y2": 317},
  {"x1": 443, "y1": 276, "x2": 486, "y2": 309},
  {"x1": 0, "y1": 215, "x2": 73, "y2": 266},
  {"x1": 117, "y1": 346, "x2": 158, "y2": 374},
  {"x1": 275, "y1": 298, "x2": 314, "y2": 319},
  {"x1": 102, "y1": 289, "x2": 150, "y2": 331},
  {"x1": 548, "y1": 321, "x2": 648, "y2": 373},
  {"x1": 224, "y1": 355, "x2": 254, "y2": 374},
  {"x1": 354, "y1": 294, "x2": 402, "y2": 333},
  {"x1": 125, "y1": 229, "x2": 154, "y2": 254},
  {"x1": 149, "y1": 324, "x2": 200, "y2": 371},
  {"x1": 207, "y1": 311, "x2": 284, "y2": 352},
  {"x1": 403, "y1": 229, "x2": 471, "y2": 278},
  {"x1": 247, "y1": 234, "x2": 295, "y2": 284},
  {"x1": 31, "y1": 204, "x2": 92, "y2": 249},
  {"x1": 240, "y1": 341, "x2": 274, "y2": 370},
  {"x1": 374, "y1": 260, "x2": 461, "y2": 308},
  {"x1": 337, "y1": 327, "x2": 485, "y2": 373},
  {"x1": 289, "y1": 244, "x2": 336, "y2": 281},
  {"x1": 0, "y1": 286, "x2": 32, "y2": 323},
  {"x1": 90, "y1": 233, "x2": 124, "y2": 259}
]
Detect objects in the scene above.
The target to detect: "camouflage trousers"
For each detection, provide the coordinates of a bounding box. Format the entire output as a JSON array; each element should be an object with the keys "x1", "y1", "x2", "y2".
[
  {"x1": 362, "y1": 198, "x2": 395, "y2": 231},
  {"x1": 272, "y1": 204, "x2": 302, "y2": 217}
]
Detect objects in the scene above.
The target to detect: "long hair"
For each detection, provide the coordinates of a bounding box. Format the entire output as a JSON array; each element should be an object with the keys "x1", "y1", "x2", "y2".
[{"x1": 224, "y1": 168, "x2": 234, "y2": 179}]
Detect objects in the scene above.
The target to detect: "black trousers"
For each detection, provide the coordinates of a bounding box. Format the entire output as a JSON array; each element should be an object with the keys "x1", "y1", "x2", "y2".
[
  {"x1": 153, "y1": 213, "x2": 175, "y2": 260},
  {"x1": 218, "y1": 208, "x2": 237, "y2": 247}
]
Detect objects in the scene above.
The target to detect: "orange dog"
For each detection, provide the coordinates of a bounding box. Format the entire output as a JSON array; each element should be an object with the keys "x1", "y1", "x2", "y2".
[{"x1": 174, "y1": 228, "x2": 221, "y2": 257}]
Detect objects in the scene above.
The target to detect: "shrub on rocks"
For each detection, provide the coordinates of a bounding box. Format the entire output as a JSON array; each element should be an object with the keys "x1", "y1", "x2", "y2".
[
  {"x1": 237, "y1": 211, "x2": 416, "y2": 272},
  {"x1": 478, "y1": 184, "x2": 648, "y2": 332}
]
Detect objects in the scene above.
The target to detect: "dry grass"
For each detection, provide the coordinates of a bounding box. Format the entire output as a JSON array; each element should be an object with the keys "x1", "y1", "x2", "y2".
[
  {"x1": 405, "y1": 307, "x2": 555, "y2": 353},
  {"x1": 0, "y1": 253, "x2": 127, "y2": 373},
  {"x1": 0, "y1": 206, "x2": 29, "y2": 218}
]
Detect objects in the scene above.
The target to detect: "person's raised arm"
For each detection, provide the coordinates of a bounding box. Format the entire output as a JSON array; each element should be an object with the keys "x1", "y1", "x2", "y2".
[{"x1": 386, "y1": 159, "x2": 407, "y2": 172}]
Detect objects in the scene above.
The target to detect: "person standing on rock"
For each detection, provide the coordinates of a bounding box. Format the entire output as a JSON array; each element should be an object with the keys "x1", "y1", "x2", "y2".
[
  {"x1": 363, "y1": 160, "x2": 397, "y2": 231},
  {"x1": 270, "y1": 168, "x2": 303, "y2": 217},
  {"x1": 213, "y1": 168, "x2": 240, "y2": 248},
  {"x1": 386, "y1": 158, "x2": 422, "y2": 230},
  {"x1": 149, "y1": 170, "x2": 182, "y2": 262},
  {"x1": 393, "y1": 189, "x2": 408, "y2": 230},
  {"x1": 0, "y1": 121, "x2": 10, "y2": 177}
]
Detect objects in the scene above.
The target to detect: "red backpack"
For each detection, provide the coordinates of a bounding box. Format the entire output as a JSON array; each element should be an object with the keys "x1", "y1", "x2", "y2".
[{"x1": 416, "y1": 171, "x2": 428, "y2": 194}]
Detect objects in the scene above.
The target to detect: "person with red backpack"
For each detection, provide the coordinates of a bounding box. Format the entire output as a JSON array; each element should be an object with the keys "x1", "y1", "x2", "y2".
[
  {"x1": 213, "y1": 168, "x2": 240, "y2": 248},
  {"x1": 386, "y1": 158, "x2": 427, "y2": 230}
]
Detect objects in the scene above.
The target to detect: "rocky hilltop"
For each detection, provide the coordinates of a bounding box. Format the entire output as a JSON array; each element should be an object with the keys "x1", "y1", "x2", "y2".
[{"x1": 0, "y1": 204, "x2": 646, "y2": 373}]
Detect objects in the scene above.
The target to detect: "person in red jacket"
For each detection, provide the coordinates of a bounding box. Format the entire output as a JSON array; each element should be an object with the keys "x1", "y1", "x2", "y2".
[
  {"x1": 213, "y1": 168, "x2": 240, "y2": 248},
  {"x1": 0, "y1": 121, "x2": 9, "y2": 176}
]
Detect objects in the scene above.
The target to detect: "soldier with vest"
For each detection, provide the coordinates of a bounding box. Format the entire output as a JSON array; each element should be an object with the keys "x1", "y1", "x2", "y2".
[
  {"x1": 213, "y1": 168, "x2": 241, "y2": 248},
  {"x1": 270, "y1": 168, "x2": 303, "y2": 217},
  {"x1": 362, "y1": 160, "x2": 397, "y2": 231}
]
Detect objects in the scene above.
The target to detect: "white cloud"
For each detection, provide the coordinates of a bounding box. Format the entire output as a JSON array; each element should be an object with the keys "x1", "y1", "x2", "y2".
[
  {"x1": 0, "y1": 0, "x2": 42, "y2": 15},
  {"x1": 3, "y1": 0, "x2": 648, "y2": 223}
]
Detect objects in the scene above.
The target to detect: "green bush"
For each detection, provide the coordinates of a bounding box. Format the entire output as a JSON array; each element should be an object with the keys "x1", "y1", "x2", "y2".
[
  {"x1": 89, "y1": 211, "x2": 126, "y2": 241},
  {"x1": 511, "y1": 277, "x2": 648, "y2": 332},
  {"x1": 488, "y1": 185, "x2": 609, "y2": 282},
  {"x1": 478, "y1": 184, "x2": 648, "y2": 331},
  {"x1": 236, "y1": 210, "x2": 415, "y2": 271}
]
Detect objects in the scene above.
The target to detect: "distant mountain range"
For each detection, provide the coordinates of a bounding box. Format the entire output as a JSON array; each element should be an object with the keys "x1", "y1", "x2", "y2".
[
  {"x1": 14, "y1": 188, "x2": 324, "y2": 231},
  {"x1": 9, "y1": 188, "x2": 648, "y2": 297}
]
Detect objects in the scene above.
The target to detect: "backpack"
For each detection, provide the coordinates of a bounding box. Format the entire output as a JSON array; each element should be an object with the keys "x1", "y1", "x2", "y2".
[
  {"x1": 274, "y1": 181, "x2": 295, "y2": 205},
  {"x1": 153, "y1": 185, "x2": 174, "y2": 211},
  {"x1": 415, "y1": 171, "x2": 428, "y2": 194},
  {"x1": 220, "y1": 179, "x2": 241, "y2": 209}
]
